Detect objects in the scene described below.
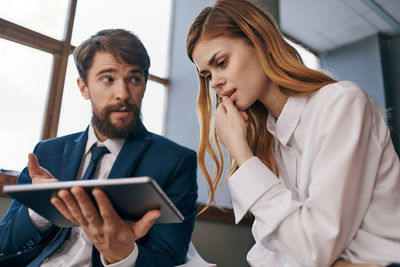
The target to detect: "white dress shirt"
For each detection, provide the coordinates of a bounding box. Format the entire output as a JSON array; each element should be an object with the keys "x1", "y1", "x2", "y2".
[
  {"x1": 29, "y1": 124, "x2": 139, "y2": 266},
  {"x1": 228, "y1": 81, "x2": 400, "y2": 267}
]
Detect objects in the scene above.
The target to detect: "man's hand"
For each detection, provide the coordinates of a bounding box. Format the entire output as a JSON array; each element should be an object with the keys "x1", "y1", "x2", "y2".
[
  {"x1": 27, "y1": 153, "x2": 59, "y2": 184},
  {"x1": 51, "y1": 187, "x2": 160, "y2": 264}
]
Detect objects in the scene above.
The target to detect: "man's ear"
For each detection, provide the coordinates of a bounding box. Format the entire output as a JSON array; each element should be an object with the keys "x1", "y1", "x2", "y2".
[{"x1": 77, "y1": 78, "x2": 90, "y2": 100}]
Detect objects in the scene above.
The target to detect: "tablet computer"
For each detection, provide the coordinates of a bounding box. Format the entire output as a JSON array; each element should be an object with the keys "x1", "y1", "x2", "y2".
[{"x1": 3, "y1": 177, "x2": 184, "y2": 227}]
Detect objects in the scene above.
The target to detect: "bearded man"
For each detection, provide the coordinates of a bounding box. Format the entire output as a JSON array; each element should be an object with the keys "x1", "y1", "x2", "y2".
[{"x1": 0, "y1": 29, "x2": 198, "y2": 267}]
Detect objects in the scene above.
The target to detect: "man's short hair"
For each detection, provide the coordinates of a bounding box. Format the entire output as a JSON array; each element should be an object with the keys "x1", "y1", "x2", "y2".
[{"x1": 74, "y1": 29, "x2": 151, "y2": 83}]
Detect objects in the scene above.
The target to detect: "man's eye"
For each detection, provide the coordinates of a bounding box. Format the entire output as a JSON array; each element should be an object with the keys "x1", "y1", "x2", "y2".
[
  {"x1": 101, "y1": 76, "x2": 114, "y2": 83},
  {"x1": 130, "y1": 76, "x2": 142, "y2": 83}
]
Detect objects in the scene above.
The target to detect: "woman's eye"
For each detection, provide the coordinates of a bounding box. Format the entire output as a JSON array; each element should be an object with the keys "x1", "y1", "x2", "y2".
[
  {"x1": 217, "y1": 59, "x2": 226, "y2": 68},
  {"x1": 205, "y1": 74, "x2": 212, "y2": 81}
]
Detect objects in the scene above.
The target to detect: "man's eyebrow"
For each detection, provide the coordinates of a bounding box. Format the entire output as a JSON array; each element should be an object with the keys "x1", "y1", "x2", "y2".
[
  {"x1": 199, "y1": 51, "x2": 220, "y2": 77},
  {"x1": 95, "y1": 68, "x2": 144, "y2": 77},
  {"x1": 96, "y1": 68, "x2": 115, "y2": 77},
  {"x1": 129, "y1": 69, "x2": 144, "y2": 75}
]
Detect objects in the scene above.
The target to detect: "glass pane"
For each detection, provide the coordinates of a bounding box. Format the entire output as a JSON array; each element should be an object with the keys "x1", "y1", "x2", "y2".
[
  {"x1": 0, "y1": 38, "x2": 52, "y2": 171},
  {"x1": 71, "y1": 0, "x2": 172, "y2": 78},
  {"x1": 286, "y1": 39, "x2": 321, "y2": 70},
  {"x1": 58, "y1": 55, "x2": 92, "y2": 136},
  {"x1": 58, "y1": 57, "x2": 165, "y2": 137},
  {"x1": 142, "y1": 81, "x2": 166, "y2": 135},
  {"x1": 0, "y1": 0, "x2": 68, "y2": 40}
]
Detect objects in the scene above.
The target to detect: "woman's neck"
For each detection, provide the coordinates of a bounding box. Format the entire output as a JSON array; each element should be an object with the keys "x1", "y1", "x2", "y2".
[{"x1": 260, "y1": 82, "x2": 288, "y2": 119}]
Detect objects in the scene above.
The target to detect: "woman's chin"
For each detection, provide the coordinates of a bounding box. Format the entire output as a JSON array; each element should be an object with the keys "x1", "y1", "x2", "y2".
[{"x1": 234, "y1": 101, "x2": 250, "y2": 111}]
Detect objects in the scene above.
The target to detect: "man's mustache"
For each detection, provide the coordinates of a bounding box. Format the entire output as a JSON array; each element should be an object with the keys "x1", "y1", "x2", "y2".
[{"x1": 103, "y1": 101, "x2": 136, "y2": 114}]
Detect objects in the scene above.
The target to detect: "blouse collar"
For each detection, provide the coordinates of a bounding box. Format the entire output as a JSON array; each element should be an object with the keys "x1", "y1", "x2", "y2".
[{"x1": 266, "y1": 95, "x2": 308, "y2": 146}]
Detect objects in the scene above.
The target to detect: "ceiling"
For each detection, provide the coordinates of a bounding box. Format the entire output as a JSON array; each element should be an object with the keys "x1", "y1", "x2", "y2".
[{"x1": 280, "y1": 0, "x2": 400, "y2": 53}]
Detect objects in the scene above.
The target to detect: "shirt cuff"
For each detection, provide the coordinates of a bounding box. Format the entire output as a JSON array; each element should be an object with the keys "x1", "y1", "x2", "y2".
[
  {"x1": 101, "y1": 242, "x2": 138, "y2": 267},
  {"x1": 28, "y1": 208, "x2": 52, "y2": 232},
  {"x1": 228, "y1": 156, "x2": 280, "y2": 223}
]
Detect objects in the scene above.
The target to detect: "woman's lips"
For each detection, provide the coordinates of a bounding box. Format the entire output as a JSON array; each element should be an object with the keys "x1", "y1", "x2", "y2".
[{"x1": 223, "y1": 88, "x2": 237, "y2": 97}]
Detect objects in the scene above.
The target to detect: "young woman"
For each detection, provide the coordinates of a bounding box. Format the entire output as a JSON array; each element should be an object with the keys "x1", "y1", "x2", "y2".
[{"x1": 186, "y1": 0, "x2": 400, "y2": 266}]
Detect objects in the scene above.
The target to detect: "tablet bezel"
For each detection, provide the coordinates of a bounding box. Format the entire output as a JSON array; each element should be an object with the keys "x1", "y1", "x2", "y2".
[{"x1": 4, "y1": 177, "x2": 184, "y2": 227}]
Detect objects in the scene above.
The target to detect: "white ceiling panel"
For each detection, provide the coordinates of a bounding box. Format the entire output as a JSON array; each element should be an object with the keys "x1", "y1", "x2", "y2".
[
  {"x1": 280, "y1": 0, "x2": 400, "y2": 53},
  {"x1": 325, "y1": 16, "x2": 377, "y2": 47},
  {"x1": 382, "y1": 1, "x2": 400, "y2": 22},
  {"x1": 375, "y1": 0, "x2": 397, "y2": 5}
]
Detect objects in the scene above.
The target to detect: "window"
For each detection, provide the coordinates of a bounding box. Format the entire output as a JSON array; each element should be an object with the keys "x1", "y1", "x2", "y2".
[
  {"x1": 0, "y1": 0, "x2": 68, "y2": 40},
  {"x1": 0, "y1": 0, "x2": 172, "y2": 170},
  {"x1": 0, "y1": 39, "x2": 52, "y2": 170},
  {"x1": 286, "y1": 38, "x2": 321, "y2": 70}
]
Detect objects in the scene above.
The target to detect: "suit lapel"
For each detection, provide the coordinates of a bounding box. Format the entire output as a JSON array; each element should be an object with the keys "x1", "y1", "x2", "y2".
[
  {"x1": 108, "y1": 125, "x2": 151, "y2": 179},
  {"x1": 59, "y1": 130, "x2": 88, "y2": 181}
]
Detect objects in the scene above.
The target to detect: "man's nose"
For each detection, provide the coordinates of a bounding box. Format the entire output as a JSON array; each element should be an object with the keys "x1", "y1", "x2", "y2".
[{"x1": 115, "y1": 79, "x2": 130, "y2": 100}]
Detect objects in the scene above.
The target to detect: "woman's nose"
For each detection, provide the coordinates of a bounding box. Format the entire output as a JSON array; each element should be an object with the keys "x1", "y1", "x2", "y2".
[{"x1": 210, "y1": 74, "x2": 225, "y2": 93}]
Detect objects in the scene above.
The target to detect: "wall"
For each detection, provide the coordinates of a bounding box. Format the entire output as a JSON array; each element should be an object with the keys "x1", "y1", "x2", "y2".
[
  {"x1": 321, "y1": 34, "x2": 386, "y2": 110},
  {"x1": 321, "y1": 34, "x2": 400, "y2": 155},
  {"x1": 166, "y1": 0, "x2": 233, "y2": 207},
  {"x1": 383, "y1": 35, "x2": 400, "y2": 154},
  {"x1": 0, "y1": 197, "x2": 12, "y2": 220}
]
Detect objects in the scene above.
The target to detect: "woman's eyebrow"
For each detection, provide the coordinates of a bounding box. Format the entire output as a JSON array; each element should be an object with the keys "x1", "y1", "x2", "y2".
[{"x1": 199, "y1": 50, "x2": 220, "y2": 76}]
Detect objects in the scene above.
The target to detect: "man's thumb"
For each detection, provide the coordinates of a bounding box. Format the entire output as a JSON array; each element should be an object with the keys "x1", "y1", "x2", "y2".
[{"x1": 27, "y1": 153, "x2": 45, "y2": 178}]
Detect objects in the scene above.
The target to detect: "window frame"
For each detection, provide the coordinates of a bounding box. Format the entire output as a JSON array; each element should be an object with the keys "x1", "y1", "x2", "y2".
[{"x1": 0, "y1": 0, "x2": 169, "y2": 140}]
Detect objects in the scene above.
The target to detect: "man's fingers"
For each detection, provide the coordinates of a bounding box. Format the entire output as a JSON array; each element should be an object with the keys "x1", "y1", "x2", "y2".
[
  {"x1": 27, "y1": 153, "x2": 42, "y2": 177},
  {"x1": 28, "y1": 153, "x2": 58, "y2": 182},
  {"x1": 92, "y1": 188, "x2": 119, "y2": 225},
  {"x1": 131, "y1": 210, "x2": 161, "y2": 240},
  {"x1": 70, "y1": 187, "x2": 102, "y2": 226},
  {"x1": 57, "y1": 189, "x2": 89, "y2": 226},
  {"x1": 51, "y1": 194, "x2": 79, "y2": 225}
]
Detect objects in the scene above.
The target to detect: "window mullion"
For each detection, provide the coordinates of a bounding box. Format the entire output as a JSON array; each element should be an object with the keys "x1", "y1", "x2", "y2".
[
  {"x1": 41, "y1": 0, "x2": 77, "y2": 140},
  {"x1": 0, "y1": 18, "x2": 63, "y2": 54}
]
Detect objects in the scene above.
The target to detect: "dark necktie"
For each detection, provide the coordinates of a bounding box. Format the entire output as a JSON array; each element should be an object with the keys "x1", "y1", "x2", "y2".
[
  {"x1": 81, "y1": 144, "x2": 110, "y2": 180},
  {"x1": 28, "y1": 145, "x2": 110, "y2": 266}
]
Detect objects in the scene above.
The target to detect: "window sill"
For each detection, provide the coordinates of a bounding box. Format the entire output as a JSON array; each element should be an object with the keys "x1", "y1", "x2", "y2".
[{"x1": 0, "y1": 172, "x2": 18, "y2": 197}]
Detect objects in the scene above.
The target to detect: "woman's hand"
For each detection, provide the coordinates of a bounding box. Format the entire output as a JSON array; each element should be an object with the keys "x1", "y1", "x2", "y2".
[
  {"x1": 214, "y1": 96, "x2": 253, "y2": 166},
  {"x1": 332, "y1": 260, "x2": 383, "y2": 267}
]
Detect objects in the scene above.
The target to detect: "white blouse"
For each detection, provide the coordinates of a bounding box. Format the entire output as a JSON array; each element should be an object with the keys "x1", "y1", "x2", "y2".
[{"x1": 228, "y1": 81, "x2": 400, "y2": 267}]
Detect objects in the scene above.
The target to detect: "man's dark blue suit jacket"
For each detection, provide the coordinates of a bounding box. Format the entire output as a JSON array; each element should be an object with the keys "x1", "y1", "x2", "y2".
[{"x1": 0, "y1": 124, "x2": 198, "y2": 267}]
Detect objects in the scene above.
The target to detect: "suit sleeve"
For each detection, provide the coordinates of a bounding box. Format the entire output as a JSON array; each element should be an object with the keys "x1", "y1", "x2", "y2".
[
  {"x1": 135, "y1": 150, "x2": 198, "y2": 267},
  {"x1": 0, "y1": 144, "x2": 60, "y2": 265}
]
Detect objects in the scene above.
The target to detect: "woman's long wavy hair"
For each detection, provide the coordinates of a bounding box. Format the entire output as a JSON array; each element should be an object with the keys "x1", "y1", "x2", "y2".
[{"x1": 186, "y1": 0, "x2": 336, "y2": 211}]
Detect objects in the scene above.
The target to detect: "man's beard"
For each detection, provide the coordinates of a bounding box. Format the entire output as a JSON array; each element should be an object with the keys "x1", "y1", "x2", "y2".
[{"x1": 91, "y1": 101, "x2": 142, "y2": 139}]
